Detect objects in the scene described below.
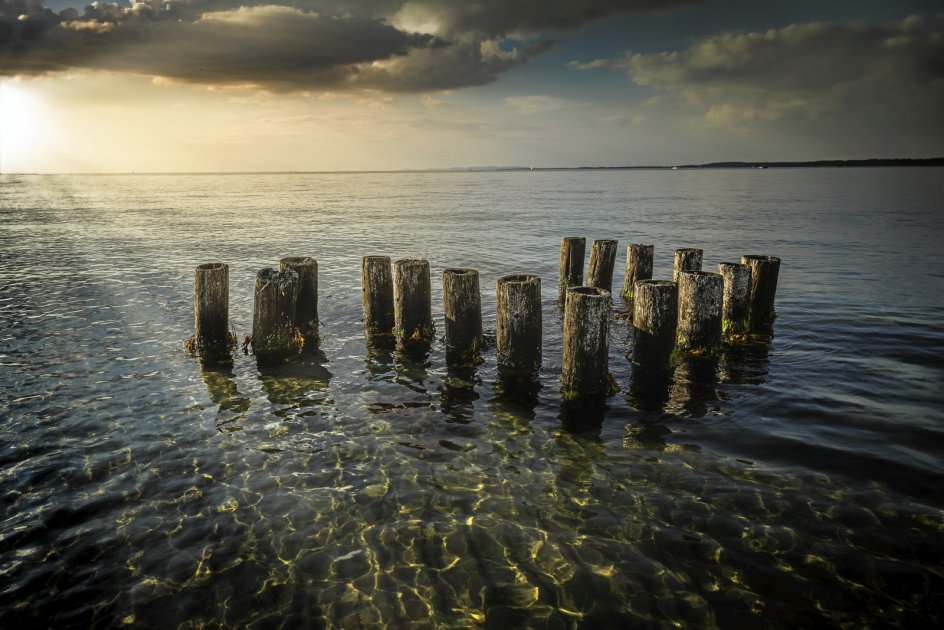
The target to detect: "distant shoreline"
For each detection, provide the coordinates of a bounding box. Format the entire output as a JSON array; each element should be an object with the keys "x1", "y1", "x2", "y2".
[
  {"x1": 3, "y1": 157, "x2": 942, "y2": 176},
  {"x1": 440, "y1": 157, "x2": 944, "y2": 172}
]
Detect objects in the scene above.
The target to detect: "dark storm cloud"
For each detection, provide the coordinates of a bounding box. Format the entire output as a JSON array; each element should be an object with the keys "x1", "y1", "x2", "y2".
[
  {"x1": 0, "y1": 0, "x2": 695, "y2": 91},
  {"x1": 572, "y1": 14, "x2": 944, "y2": 130}
]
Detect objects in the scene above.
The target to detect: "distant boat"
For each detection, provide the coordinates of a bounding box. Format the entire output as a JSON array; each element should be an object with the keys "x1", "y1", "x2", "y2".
[{"x1": 672, "y1": 166, "x2": 679, "y2": 170}]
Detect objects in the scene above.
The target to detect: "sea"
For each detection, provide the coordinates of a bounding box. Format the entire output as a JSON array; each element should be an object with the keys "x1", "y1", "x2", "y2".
[{"x1": 1, "y1": 168, "x2": 942, "y2": 628}]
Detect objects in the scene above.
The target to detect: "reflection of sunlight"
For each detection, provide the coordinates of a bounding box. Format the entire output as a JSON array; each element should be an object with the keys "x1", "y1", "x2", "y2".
[{"x1": 1, "y1": 80, "x2": 45, "y2": 173}]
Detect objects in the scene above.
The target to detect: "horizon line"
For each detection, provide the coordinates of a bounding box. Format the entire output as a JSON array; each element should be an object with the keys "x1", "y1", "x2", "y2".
[{"x1": 2, "y1": 157, "x2": 942, "y2": 176}]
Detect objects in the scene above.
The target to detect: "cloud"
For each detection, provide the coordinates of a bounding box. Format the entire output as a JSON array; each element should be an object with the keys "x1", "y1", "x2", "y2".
[
  {"x1": 388, "y1": 0, "x2": 697, "y2": 39},
  {"x1": 566, "y1": 58, "x2": 617, "y2": 71},
  {"x1": 503, "y1": 94, "x2": 574, "y2": 115},
  {"x1": 571, "y1": 14, "x2": 944, "y2": 131},
  {"x1": 420, "y1": 94, "x2": 445, "y2": 107},
  {"x1": 0, "y1": 0, "x2": 695, "y2": 92}
]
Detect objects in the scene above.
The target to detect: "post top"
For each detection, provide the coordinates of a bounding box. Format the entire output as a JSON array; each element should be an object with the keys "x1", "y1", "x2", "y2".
[
  {"x1": 568, "y1": 286, "x2": 610, "y2": 298},
  {"x1": 635, "y1": 279, "x2": 675, "y2": 287},
  {"x1": 280, "y1": 256, "x2": 316, "y2": 266},
  {"x1": 498, "y1": 273, "x2": 540, "y2": 285},
  {"x1": 679, "y1": 270, "x2": 721, "y2": 277},
  {"x1": 196, "y1": 262, "x2": 226, "y2": 271},
  {"x1": 256, "y1": 266, "x2": 298, "y2": 284},
  {"x1": 394, "y1": 258, "x2": 429, "y2": 267},
  {"x1": 443, "y1": 267, "x2": 477, "y2": 276}
]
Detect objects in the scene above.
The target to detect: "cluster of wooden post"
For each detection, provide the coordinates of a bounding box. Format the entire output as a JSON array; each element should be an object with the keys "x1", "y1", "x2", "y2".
[
  {"x1": 192, "y1": 257, "x2": 320, "y2": 362},
  {"x1": 627, "y1": 245, "x2": 780, "y2": 370},
  {"x1": 192, "y1": 241, "x2": 778, "y2": 402}
]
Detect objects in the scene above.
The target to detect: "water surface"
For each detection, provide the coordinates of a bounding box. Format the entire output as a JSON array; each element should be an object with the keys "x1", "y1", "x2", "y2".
[{"x1": 1, "y1": 169, "x2": 942, "y2": 627}]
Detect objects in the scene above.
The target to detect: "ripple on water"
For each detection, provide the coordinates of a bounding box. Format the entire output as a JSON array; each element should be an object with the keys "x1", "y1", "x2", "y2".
[{"x1": 1, "y1": 171, "x2": 943, "y2": 627}]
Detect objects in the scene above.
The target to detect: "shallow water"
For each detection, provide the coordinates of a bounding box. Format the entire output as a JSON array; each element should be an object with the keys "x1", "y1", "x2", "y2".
[{"x1": 1, "y1": 169, "x2": 942, "y2": 628}]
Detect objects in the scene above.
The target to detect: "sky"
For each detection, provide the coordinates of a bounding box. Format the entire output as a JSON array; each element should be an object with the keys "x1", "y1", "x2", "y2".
[{"x1": 1, "y1": 0, "x2": 942, "y2": 172}]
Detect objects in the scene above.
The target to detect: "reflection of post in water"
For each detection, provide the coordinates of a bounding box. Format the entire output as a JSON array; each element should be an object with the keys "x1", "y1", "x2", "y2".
[
  {"x1": 718, "y1": 342, "x2": 770, "y2": 385},
  {"x1": 489, "y1": 377, "x2": 541, "y2": 433},
  {"x1": 553, "y1": 427, "x2": 604, "y2": 517},
  {"x1": 438, "y1": 366, "x2": 480, "y2": 424},
  {"x1": 666, "y1": 354, "x2": 720, "y2": 418},
  {"x1": 364, "y1": 334, "x2": 396, "y2": 381},
  {"x1": 256, "y1": 349, "x2": 332, "y2": 408},
  {"x1": 559, "y1": 396, "x2": 607, "y2": 433},
  {"x1": 199, "y1": 359, "x2": 250, "y2": 415},
  {"x1": 394, "y1": 345, "x2": 430, "y2": 392},
  {"x1": 627, "y1": 365, "x2": 672, "y2": 413},
  {"x1": 622, "y1": 420, "x2": 672, "y2": 450}
]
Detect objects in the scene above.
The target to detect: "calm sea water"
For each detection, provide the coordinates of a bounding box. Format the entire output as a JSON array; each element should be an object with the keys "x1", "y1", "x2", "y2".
[{"x1": 1, "y1": 169, "x2": 942, "y2": 628}]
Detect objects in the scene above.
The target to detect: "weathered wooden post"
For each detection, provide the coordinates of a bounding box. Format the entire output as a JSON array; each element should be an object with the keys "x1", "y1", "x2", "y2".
[
  {"x1": 252, "y1": 267, "x2": 301, "y2": 358},
  {"x1": 741, "y1": 255, "x2": 781, "y2": 333},
  {"x1": 280, "y1": 256, "x2": 318, "y2": 345},
  {"x1": 621, "y1": 244, "x2": 653, "y2": 302},
  {"x1": 718, "y1": 262, "x2": 751, "y2": 340},
  {"x1": 394, "y1": 258, "x2": 434, "y2": 348},
  {"x1": 442, "y1": 268, "x2": 483, "y2": 366},
  {"x1": 586, "y1": 239, "x2": 618, "y2": 293},
  {"x1": 631, "y1": 280, "x2": 678, "y2": 370},
  {"x1": 561, "y1": 287, "x2": 610, "y2": 400},
  {"x1": 193, "y1": 262, "x2": 230, "y2": 354},
  {"x1": 496, "y1": 274, "x2": 542, "y2": 383},
  {"x1": 673, "y1": 248, "x2": 703, "y2": 283},
  {"x1": 677, "y1": 271, "x2": 723, "y2": 354},
  {"x1": 558, "y1": 237, "x2": 585, "y2": 301},
  {"x1": 362, "y1": 256, "x2": 394, "y2": 336}
]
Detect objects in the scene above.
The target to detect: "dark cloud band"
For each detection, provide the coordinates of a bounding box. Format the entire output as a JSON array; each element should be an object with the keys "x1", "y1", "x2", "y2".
[{"x1": 0, "y1": 0, "x2": 694, "y2": 91}]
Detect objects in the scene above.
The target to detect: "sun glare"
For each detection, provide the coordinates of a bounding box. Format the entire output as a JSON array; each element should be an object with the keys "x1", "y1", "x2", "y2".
[{"x1": 1, "y1": 80, "x2": 47, "y2": 173}]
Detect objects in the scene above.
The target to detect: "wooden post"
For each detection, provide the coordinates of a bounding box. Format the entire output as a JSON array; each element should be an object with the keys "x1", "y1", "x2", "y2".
[
  {"x1": 621, "y1": 244, "x2": 653, "y2": 302},
  {"x1": 673, "y1": 248, "x2": 703, "y2": 283},
  {"x1": 561, "y1": 287, "x2": 610, "y2": 399},
  {"x1": 279, "y1": 256, "x2": 318, "y2": 344},
  {"x1": 558, "y1": 237, "x2": 585, "y2": 301},
  {"x1": 741, "y1": 255, "x2": 781, "y2": 333},
  {"x1": 252, "y1": 267, "x2": 301, "y2": 358},
  {"x1": 631, "y1": 280, "x2": 678, "y2": 370},
  {"x1": 496, "y1": 274, "x2": 542, "y2": 383},
  {"x1": 677, "y1": 271, "x2": 723, "y2": 353},
  {"x1": 586, "y1": 239, "x2": 618, "y2": 292},
  {"x1": 718, "y1": 262, "x2": 751, "y2": 340},
  {"x1": 443, "y1": 268, "x2": 483, "y2": 366},
  {"x1": 362, "y1": 256, "x2": 394, "y2": 336},
  {"x1": 394, "y1": 258, "x2": 433, "y2": 348},
  {"x1": 194, "y1": 262, "x2": 230, "y2": 354}
]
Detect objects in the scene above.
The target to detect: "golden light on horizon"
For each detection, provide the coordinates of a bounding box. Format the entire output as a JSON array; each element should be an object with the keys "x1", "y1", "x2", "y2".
[{"x1": 1, "y1": 80, "x2": 49, "y2": 173}]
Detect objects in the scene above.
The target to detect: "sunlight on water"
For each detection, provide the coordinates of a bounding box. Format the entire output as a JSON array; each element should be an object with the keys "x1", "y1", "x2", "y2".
[{"x1": 1, "y1": 170, "x2": 942, "y2": 627}]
